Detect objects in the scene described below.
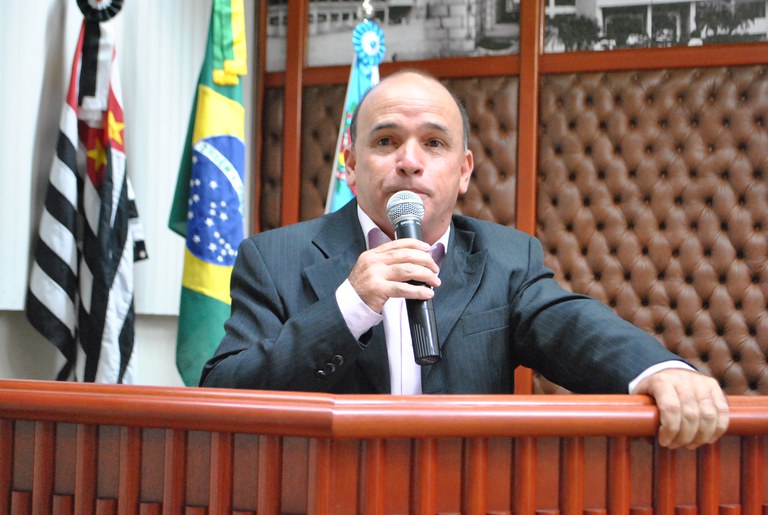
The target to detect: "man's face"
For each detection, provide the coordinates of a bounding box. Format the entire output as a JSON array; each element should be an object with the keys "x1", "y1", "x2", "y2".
[{"x1": 344, "y1": 72, "x2": 474, "y2": 244}]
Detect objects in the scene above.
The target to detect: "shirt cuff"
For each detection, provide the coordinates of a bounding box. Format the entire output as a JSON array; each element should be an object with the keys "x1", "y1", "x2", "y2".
[
  {"x1": 628, "y1": 360, "x2": 696, "y2": 393},
  {"x1": 335, "y1": 279, "x2": 383, "y2": 340}
]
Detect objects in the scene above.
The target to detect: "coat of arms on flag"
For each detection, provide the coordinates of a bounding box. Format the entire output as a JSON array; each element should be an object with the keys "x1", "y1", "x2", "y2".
[
  {"x1": 325, "y1": 17, "x2": 386, "y2": 213},
  {"x1": 26, "y1": 2, "x2": 147, "y2": 383}
]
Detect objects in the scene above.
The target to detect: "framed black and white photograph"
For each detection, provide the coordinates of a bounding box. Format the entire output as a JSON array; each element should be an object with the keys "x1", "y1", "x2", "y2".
[
  {"x1": 543, "y1": 0, "x2": 768, "y2": 53},
  {"x1": 266, "y1": 0, "x2": 520, "y2": 71}
]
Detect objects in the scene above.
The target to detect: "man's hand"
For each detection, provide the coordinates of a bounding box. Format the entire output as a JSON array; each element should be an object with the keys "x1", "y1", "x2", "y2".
[
  {"x1": 634, "y1": 369, "x2": 729, "y2": 449},
  {"x1": 348, "y1": 238, "x2": 440, "y2": 313}
]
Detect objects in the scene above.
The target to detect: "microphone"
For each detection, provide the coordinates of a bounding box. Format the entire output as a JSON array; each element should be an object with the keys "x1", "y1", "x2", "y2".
[{"x1": 386, "y1": 191, "x2": 441, "y2": 366}]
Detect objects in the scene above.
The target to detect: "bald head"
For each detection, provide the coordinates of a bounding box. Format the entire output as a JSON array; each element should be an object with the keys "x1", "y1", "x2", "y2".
[
  {"x1": 342, "y1": 68, "x2": 474, "y2": 244},
  {"x1": 349, "y1": 70, "x2": 470, "y2": 151}
]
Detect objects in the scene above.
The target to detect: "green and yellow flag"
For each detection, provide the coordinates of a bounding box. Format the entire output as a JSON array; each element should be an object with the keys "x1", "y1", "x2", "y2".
[{"x1": 169, "y1": 0, "x2": 247, "y2": 386}]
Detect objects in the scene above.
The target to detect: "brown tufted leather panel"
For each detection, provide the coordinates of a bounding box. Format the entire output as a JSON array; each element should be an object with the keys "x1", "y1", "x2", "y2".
[
  {"x1": 537, "y1": 66, "x2": 768, "y2": 395},
  {"x1": 260, "y1": 87, "x2": 284, "y2": 232},
  {"x1": 300, "y1": 85, "x2": 347, "y2": 221},
  {"x1": 450, "y1": 76, "x2": 519, "y2": 224}
]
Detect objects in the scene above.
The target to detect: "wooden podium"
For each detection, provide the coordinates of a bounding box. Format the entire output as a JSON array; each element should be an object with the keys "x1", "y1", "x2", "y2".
[{"x1": 0, "y1": 379, "x2": 766, "y2": 514}]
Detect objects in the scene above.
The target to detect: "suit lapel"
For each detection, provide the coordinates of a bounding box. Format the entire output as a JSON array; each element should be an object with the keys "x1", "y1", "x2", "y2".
[
  {"x1": 303, "y1": 202, "x2": 391, "y2": 393},
  {"x1": 422, "y1": 223, "x2": 487, "y2": 389},
  {"x1": 304, "y1": 201, "x2": 364, "y2": 294},
  {"x1": 433, "y1": 224, "x2": 487, "y2": 344}
]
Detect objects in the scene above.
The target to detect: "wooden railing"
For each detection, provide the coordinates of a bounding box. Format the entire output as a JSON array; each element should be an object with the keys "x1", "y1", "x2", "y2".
[{"x1": 0, "y1": 379, "x2": 766, "y2": 514}]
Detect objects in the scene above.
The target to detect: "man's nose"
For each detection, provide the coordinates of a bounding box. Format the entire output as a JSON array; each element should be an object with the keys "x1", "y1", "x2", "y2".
[{"x1": 396, "y1": 140, "x2": 423, "y2": 175}]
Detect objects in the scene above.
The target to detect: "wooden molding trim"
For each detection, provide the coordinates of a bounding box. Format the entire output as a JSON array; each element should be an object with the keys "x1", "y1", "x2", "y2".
[
  {"x1": 540, "y1": 42, "x2": 768, "y2": 75},
  {"x1": 264, "y1": 54, "x2": 520, "y2": 88},
  {"x1": 0, "y1": 380, "x2": 766, "y2": 439}
]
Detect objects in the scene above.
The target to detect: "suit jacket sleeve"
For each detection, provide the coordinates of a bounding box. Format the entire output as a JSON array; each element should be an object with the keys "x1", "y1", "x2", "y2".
[
  {"x1": 199, "y1": 236, "x2": 367, "y2": 391},
  {"x1": 508, "y1": 235, "x2": 686, "y2": 393}
]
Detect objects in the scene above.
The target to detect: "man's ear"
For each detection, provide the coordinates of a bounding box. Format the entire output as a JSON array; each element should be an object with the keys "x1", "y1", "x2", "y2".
[
  {"x1": 458, "y1": 149, "x2": 474, "y2": 195},
  {"x1": 343, "y1": 146, "x2": 357, "y2": 187}
]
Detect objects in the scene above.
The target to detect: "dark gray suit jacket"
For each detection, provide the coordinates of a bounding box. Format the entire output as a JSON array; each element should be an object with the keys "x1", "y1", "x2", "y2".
[{"x1": 201, "y1": 200, "x2": 682, "y2": 393}]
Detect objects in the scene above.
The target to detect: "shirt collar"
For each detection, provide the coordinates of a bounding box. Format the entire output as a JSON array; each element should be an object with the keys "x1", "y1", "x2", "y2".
[{"x1": 357, "y1": 205, "x2": 449, "y2": 265}]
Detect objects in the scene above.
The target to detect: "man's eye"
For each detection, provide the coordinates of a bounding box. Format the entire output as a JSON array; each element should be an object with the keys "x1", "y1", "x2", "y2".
[
  {"x1": 377, "y1": 137, "x2": 392, "y2": 146},
  {"x1": 426, "y1": 139, "x2": 442, "y2": 148}
]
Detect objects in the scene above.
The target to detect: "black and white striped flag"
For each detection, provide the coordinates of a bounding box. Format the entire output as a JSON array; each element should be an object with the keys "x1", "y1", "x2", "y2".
[{"x1": 26, "y1": 19, "x2": 147, "y2": 383}]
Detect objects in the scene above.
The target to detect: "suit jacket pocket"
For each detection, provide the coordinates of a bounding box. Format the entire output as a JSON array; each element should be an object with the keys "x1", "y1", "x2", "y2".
[{"x1": 460, "y1": 305, "x2": 510, "y2": 336}]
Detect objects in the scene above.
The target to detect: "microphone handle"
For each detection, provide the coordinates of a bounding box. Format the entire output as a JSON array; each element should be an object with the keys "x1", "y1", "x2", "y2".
[
  {"x1": 406, "y1": 297, "x2": 441, "y2": 365},
  {"x1": 394, "y1": 218, "x2": 442, "y2": 366}
]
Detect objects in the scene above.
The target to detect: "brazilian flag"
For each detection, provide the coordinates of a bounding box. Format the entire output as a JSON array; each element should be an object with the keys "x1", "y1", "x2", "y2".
[{"x1": 169, "y1": 0, "x2": 247, "y2": 386}]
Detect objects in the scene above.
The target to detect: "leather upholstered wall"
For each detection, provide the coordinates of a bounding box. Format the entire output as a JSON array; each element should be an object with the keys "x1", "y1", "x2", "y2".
[
  {"x1": 449, "y1": 77, "x2": 519, "y2": 225},
  {"x1": 300, "y1": 85, "x2": 347, "y2": 221},
  {"x1": 538, "y1": 66, "x2": 768, "y2": 395},
  {"x1": 260, "y1": 87, "x2": 285, "y2": 232},
  {"x1": 259, "y1": 66, "x2": 767, "y2": 396}
]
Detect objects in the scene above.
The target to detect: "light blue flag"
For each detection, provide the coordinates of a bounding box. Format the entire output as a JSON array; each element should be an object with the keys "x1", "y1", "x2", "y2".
[{"x1": 325, "y1": 19, "x2": 386, "y2": 213}]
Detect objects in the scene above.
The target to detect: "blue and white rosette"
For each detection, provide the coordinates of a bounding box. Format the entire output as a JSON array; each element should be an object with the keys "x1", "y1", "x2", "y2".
[{"x1": 353, "y1": 20, "x2": 386, "y2": 84}]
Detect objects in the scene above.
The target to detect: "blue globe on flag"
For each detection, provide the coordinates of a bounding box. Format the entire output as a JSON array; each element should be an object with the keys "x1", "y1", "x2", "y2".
[{"x1": 187, "y1": 134, "x2": 245, "y2": 266}]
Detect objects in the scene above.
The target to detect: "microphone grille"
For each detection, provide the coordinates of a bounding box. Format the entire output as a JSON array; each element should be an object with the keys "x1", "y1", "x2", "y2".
[{"x1": 386, "y1": 191, "x2": 424, "y2": 225}]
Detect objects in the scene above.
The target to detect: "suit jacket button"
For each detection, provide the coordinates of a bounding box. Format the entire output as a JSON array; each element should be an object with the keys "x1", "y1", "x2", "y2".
[
  {"x1": 332, "y1": 355, "x2": 344, "y2": 366},
  {"x1": 323, "y1": 362, "x2": 337, "y2": 374},
  {"x1": 315, "y1": 369, "x2": 327, "y2": 379}
]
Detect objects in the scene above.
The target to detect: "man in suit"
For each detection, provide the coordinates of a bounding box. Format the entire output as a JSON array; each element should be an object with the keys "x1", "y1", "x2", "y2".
[{"x1": 201, "y1": 70, "x2": 729, "y2": 449}]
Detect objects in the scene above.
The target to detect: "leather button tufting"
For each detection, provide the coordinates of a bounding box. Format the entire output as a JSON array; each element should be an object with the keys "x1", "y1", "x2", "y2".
[{"x1": 448, "y1": 69, "x2": 768, "y2": 395}]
